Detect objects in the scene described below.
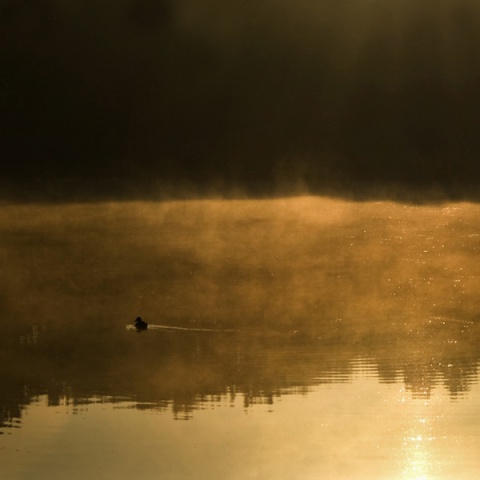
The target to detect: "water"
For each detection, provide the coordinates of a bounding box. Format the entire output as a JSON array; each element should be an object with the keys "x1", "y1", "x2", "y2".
[{"x1": 1, "y1": 197, "x2": 480, "y2": 479}]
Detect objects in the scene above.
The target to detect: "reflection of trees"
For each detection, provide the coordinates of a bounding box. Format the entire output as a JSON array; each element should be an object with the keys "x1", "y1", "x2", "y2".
[
  {"x1": 442, "y1": 360, "x2": 479, "y2": 399},
  {"x1": 400, "y1": 356, "x2": 479, "y2": 400},
  {"x1": 1, "y1": 322, "x2": 480, "y2": 428},
  {"x1": 0, "y1": 374, "x2": 31, "y2": 431},
  {"x1": 374, "y1": 322, "x2": 480, "y2": 399}
]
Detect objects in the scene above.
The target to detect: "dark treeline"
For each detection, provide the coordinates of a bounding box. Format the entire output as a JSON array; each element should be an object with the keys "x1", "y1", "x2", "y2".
[{"x1": 2, "y1": 0, "x2": 480, "y2": 200}]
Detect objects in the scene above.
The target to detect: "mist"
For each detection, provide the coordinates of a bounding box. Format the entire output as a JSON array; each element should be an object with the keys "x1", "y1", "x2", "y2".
[
  {"x1": 3, "y1": 195, "x2": 480, "y2": 406},
  {"x1": 3, "y1": 197, "x2": 479, "y2": 335},
  {"x1": 2, "y1": 0, "x2": 480, "y2": 201}
]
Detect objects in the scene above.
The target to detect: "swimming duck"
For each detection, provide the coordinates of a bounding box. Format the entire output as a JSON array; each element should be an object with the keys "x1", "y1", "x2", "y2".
[{"x1": 134, "y1": 316, "x2": 148, "y2": 330}]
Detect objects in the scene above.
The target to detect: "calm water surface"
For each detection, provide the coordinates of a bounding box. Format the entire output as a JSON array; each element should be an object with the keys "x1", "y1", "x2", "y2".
[{"x1": 1, "y1": 197, "x2": 480, "y2": 479}]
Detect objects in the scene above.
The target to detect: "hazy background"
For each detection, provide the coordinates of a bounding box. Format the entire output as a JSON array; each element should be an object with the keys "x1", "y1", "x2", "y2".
[{"x1": 2, "y1": 0, "x2": 480, "y2": 200}]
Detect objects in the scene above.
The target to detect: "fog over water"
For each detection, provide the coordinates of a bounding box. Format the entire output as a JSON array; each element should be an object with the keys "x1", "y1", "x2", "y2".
[
  {"x1": 2, "y1": 197, "x2": 480, "y2": 332},
  {"x1": 2, "y1": 197, "x2": 480, "y2": 397}
]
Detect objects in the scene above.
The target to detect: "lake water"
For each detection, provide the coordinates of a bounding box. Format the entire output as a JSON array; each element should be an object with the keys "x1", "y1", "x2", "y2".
[{"x1": 1, "y1": 197, "x2": 480, "y2": 479}]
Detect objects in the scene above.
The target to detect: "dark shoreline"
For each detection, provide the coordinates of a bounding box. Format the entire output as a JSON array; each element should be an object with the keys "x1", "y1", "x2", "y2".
[{"x1": 0, "y1": 177, "x2": 478, "y2": 205}]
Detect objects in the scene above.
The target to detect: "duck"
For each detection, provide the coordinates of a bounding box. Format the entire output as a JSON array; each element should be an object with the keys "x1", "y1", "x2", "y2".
[{"x1": 134, "y1": 316, "x2": 148, "y2": 330}]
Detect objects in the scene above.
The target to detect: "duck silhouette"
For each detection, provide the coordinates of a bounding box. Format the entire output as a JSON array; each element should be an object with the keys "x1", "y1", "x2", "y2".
[{"x1": 134, "y1": 316, "x2": 148, "y2": 330}]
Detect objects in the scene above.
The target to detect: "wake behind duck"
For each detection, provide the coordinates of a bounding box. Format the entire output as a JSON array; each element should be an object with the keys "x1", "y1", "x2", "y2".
[{"x1": 128, "y1": 317, "x2": 236, "y2": 333}]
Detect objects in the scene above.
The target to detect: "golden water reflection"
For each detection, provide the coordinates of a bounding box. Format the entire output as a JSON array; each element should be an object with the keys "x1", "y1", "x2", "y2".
[
  {"x1": 1, "y1": 197, "x2": 480, "y2": 478},
  {"x1": 2, "y1": 358, "x2": 479, "y2": 480}
]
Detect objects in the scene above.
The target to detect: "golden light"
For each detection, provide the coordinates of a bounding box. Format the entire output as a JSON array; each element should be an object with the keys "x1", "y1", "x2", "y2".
[{"x1": 396, "y1": 387, "x2": 447, "y2": 480}]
